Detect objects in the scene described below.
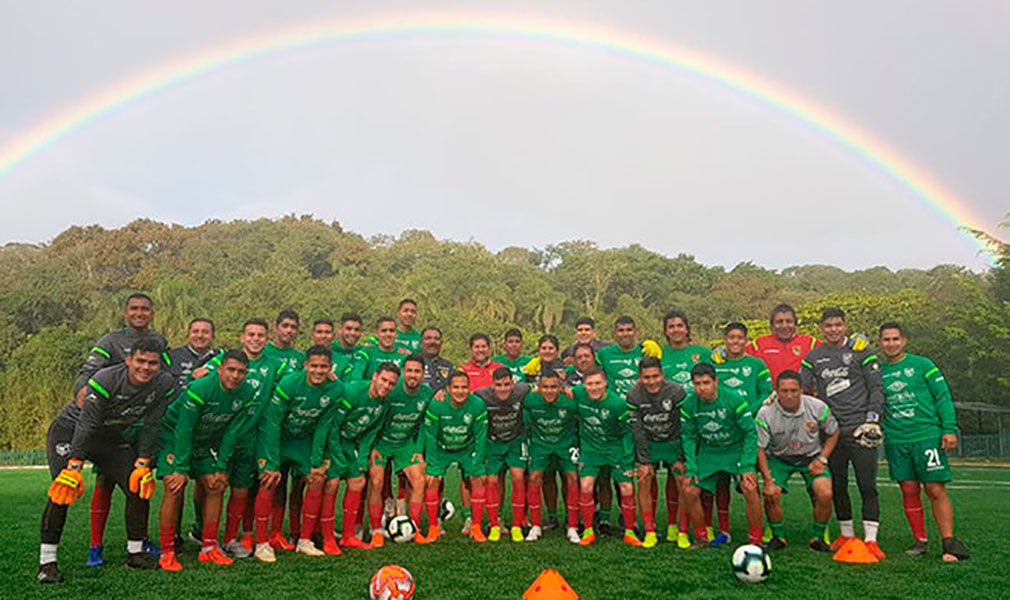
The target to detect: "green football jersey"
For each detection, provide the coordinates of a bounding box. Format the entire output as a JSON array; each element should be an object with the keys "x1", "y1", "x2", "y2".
[
  {"x1": 423, "y1": 394, "x2": 488, "y2": 453},
  {"x1": 881, "y1": 353, "x2": 957, "y2": 444},
  {"x1": 596, "y1": 344, "x2": 644, "y2": 398},
  {"x1": 661, "y1": 344, "x2": 711, "y2": 393},
  {"x1": 713, "y1": 354, "x2": 773, "y2": 412},
  {"x1": 330, "y1": 343, "x2": 361, "y2": 380},
  {"x1": 164, "y1": 372, "x2": 255, "y2": 472},
  {"x1": 205, "y1": 351, "x2": 287, "y2": 449},
  {"x1": 350, "y1": 346, "x2": 407, "y2": 380},
  {"x1": 523, "y1": 392, "x2": 579, "y2": 448},
  {"x1": 378, "y1": 381, "x2": 434, "y2": 446},
  {"x1": 491, "y1": 354, "x2": 532, "y2": 382},
  {"x1": 263, "y1": 341, "x2": 305, "y2": 372},
  {"x1": 680, "y1": 385, "x2": 756, "y2": 477},
  {"x1": 394, "y1": 328, "x2": 422, "y2": 354},
  {"x1": 571, "y1": 386, "x2": 631, "y2": 453},
  {"x1": 338, "y1": 380, "x2": 388, "y2": 442},
  {"x1": 258, "y1": 371, "x2": 344, "y2": 471}
]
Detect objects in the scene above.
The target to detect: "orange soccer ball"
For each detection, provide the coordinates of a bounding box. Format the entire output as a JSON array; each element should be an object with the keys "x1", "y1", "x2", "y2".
[{"x1": 369, "y1": 564, "x2": 416, "y2": 600}]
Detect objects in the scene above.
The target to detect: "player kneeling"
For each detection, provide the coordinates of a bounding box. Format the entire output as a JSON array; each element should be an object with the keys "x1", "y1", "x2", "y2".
[
  {"x1": 157, "y1": 351, "x2": 254, "y2": 570},
  {"x1": 680, "y1": 364, "x2": 764, "y2": 549},
  {"x1": 39, "y1": 339, "x2": 174, "y2": 583},
  {"x1": 755, "y1": 370, "x2": 839, "y2": 552},
  {"x1": 524, "y1": 371, "x2": 581, "y2": 543},
  {"x1": 418, "y1": 371, "x2": 489, "y2": 543}
]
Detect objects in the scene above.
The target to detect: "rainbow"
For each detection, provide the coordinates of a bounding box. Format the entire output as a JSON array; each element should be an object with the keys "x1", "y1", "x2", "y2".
[{"x1": 0, "y1": 12, "x2": 995, "y2": 258}]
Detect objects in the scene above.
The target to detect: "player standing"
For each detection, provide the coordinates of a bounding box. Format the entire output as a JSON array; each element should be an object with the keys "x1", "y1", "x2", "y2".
[
  {"x1": 351, "y1": 317, "x2": 408, "y2": 380},
  {"x1": 162, "y1": 318, "x2": 217, "y2": 391},
  {"x1": 561, "y1": 317, "x2": 611, "y2": 365},
  {"x1": 491, "y1": 329, "x2": 532, "y2": 382},
  {"x1": 878, "y1": 323, "x2": 970, "y2": 561},
  {"x1": 628, "y1": 357, "x2": 686, "y2": 549},
  {"x1": 474, "y1": 368, "x2": 531, "y2": 543},
  {"x1": 801, "y1": 308, "x2": 886, "y2": 558},
  {"x1": 263, "y1": 310, "x2": 305, "y2": 372},
  {"x1": 680, "y1": 363, "x2": 764, "y2": 548},
  {"x1": 572, "y1": 368, "x2": 642, "y2": 547},
  {"x1": 418, "y1": 372, "x2": 489, "y2": 543},
  {"x1": 393, "y1": 299, "x2": 422, "y2": 354},
  {"x1": 755, "y1": 370, "x2": 838, "y2": 552},
  {"x1": 659, "y1": 311, "x2": 710, "y2": 394},
  {"x1": 330, "y1": 313, "x2": 364, "y2": 380},
  {"x1": 39, "y1": 339, "x2": 174, "y2": 583},
  {"x1": 748, "y1": 304, "x2": 820, "y2": 383},
  {"x1": 596, "y1": 316, "x2": 662, "y2": 398}
]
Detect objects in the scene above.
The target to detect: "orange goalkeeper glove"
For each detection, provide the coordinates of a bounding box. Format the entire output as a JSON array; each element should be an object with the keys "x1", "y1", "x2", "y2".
[
  {"x1": 128, "y1": 457, "x2": 155, "y2": 500},
  {"x1": 48, "y1": 458, "x2": 85, "y2": 505}
]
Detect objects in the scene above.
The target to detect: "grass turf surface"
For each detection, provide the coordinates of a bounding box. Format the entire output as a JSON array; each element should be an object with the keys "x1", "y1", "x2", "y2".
[{"x1": 2, "y1": 466, "x2": 1007, "y2": 599}]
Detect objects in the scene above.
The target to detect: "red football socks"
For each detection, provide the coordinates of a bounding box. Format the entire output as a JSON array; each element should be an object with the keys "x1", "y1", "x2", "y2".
[
  {"x1": 580, "y1": 489, "x2": 595, "y2": 530},
  {"x1": 900, "y1": 481, "x2": 928, "y2": 541},
  {"x1": 300, "y1": 487, "x2": 322, "y2": 540},
  {"x1": 89, "y1": 482, "x2": 112, "y2": 547},
  {"x1": 254, "y1": 487, "x2": 275, "y2": 544},
  {"x1": 566, "y1": 483, "x2": 580, "y2": 529},
  {"x1": 527, "y1": 480, "x2": 543, "y2": 527},
  {"x1": 424, "y1": 487, "x2": 440, "y2": 529},
  {"x1": 224, "y1": 493, "x2": 244, "y2": 542},
  {"x1": 619, "y1": 491, "x2": 637, "y2": 532},
  {"x1": 320, "y1": 490, "x2": 338, "y2": 545},
  {"x1": 341, "y1": 490, "x2": 362, "y2": 539}
]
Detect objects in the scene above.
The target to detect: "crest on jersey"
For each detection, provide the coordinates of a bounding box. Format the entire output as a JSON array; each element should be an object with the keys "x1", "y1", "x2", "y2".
[
  {"x1": 417, "y1": 401, "x2": 425, "y2": 411},
  {"x1": 662, "y1": 399, "x2": 673, "y2": 412},
  {"x1": 463, "y1": 413, "x2": 473, "y2": 424},
  {"x1": 166, "y1": 453, "x2": 175, "y2": 465},
  {"x1": 258, "y1": 458, "x2": 267, "y2": 468},
  {"x1": 439, "y1": 367, "x2": 449, "y2": 378},
  {"x1": 742, "y1": 366, "x2": 752, "y2": 377},
  {"x1": 905, "y1": 368, "x2": 915, "y2": 377},
  {"x1": 319, "y1": 396, "x2": 331, "y2": 408},
  {"x1": 600, "y1": 409, "x2": 610, "y2": 420},
  {"x1": 717, "y1": 409, "x2": 728, "y2": 419},
  {"x1": 55, "y1": 442, "x2": 72, "y2": 457},
  {"x1": 558, "y1": 409, "x2": 568, "y2": 418},
  {"x1": 842, "y1": 353, "x2": 853, "y2": 365},
  {"x1": 792, "y1": 346, "x2": 802, "y2": 356},
  {"x1": 805, "y1": 420, "x2": 817, "y2": 433},
  {"x1": 691, "y1": 354, "x2": 700, "y2": 362}
]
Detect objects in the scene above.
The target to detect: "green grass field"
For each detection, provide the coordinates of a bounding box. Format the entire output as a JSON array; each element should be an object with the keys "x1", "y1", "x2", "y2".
[{"x1": 2, "y1": 465, "x2": 1007, "y2": 599}]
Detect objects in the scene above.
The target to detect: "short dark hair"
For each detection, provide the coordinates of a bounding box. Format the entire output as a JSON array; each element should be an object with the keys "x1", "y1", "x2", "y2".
[
  {"x1": 126, "y1": 292, "x2": 153, "y2": 306},
  {"x1": 242, "y1": 317, "x2": 270, "y2": 333},
  {"x1": 469, "y1": 332, "x2": 491, "y2": 347},
  {"x1": 492, "y1": 366, "x2": 513, "y2": 380},
  {"x1": 376, "y1": 316, "x2": 396, "y2": 328},
  {"x1": 573, "y1": 342, "x2": 596, "y2": 357},
  {"x1": 276, "y1": 309, "x2": 300, "y2": 325},
  {"x1": 130, "y1": 338, "x2": 164, "y2": 356},
  {"x1": 691, "y1": 362, "x2": 716, "y2": 380},
  {"x1": 313, "y1": 318, "x2": 335, "y2": 329},
  {"x1": 639, "y1": 356, "x2": 662, "y2": 372},
  {"x1": 776, "y1": 369, "x2": 802, "y2": 387},
  {"x1": 403, "y1": 353, "x2": 425, "y2": 369},
  {"x1": 723, "y1": 322, "x2": 747, "y2": 336},
  {"x1": 189, "y1": 317, "x2": 215, "y2": 334},
  {"x1": 538, "y1": 334, "x2": 559, "y2": 349},
  {"x1": 663, "y1": 310, "x2": 690, "y2": 335},
  {"x1": 820, "y1": 307, "x2": 846, "y2": 323},
  {"x1": 504, "y1": 328, "x2": 523, "y2": 341},
  {"x1": 421, "y1": 326, "x2": 442, "y2": 337},
  {"x1": 375, "y1": 362, "x2": 401, "y2": 377},
  {"x1": 539, "y1": 369, "x2": 561, "y2": 381},
  {"x1": 575, "y1": 317, "x2": 595, "y2": 329},
  {"x1": 447, "y1": 370, "x2": 471, "y2": 386},
  {"x1": 398, "y1": 298, "x2": 418, "y2": 309},
  {"x1": 221, "y1": 349, "x2": 249, "y2": 366},
  {"x1": 340, "y1": 313, "x2": 363, "y2": 325},
  {"x1": 879, "y1": 321, "x2": 905, "y2": 336},
  {"x1": 582, "y1": 366, "x2": 606, "y2": 380},
  {"x1": 769, "y1": 304, "x2": 796, "y2": 324},
  {"x1": 615, "y1": 315, "x2": 636, "y2": 328},
  {"x1": 305, "y1": 345, "x2": 332, "y2": 361}
]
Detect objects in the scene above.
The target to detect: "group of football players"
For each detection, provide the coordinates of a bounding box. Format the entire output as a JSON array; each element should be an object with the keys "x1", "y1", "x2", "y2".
[{"x1": 36, "y1": 294, "x2": 970, "y2": 583}]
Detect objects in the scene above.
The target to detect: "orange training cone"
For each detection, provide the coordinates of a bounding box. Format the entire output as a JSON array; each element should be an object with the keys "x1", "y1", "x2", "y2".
[
  {"x1": 832, "y1": 537, "x2": 880, "y2": 564},
  {"x1": 523, "y1": 568, "x2": 579, "y2": 600}
]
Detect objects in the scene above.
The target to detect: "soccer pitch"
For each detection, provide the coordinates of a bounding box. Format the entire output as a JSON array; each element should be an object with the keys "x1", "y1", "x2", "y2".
[{"x1": 2, "y1": 466, "x2": 1006, "y2": 599}]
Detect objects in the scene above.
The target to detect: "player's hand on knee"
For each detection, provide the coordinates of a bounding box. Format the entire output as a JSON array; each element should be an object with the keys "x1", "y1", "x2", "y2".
[
  {"x1": 636, "y1": 464, "x2": 654, "y2": 482},
  {"x1": 739, "y1": 471, "x2": 757, "y2": 492},
  {"x1": 48, "y1": 458, "x2": 85, "y2": 505},
  {"x1": 762, "y1": 481, "x2": 780, "y2": 500},
  {"x1": 165, "y1": 473, "x2": 188, "y2": 494},
  {"x1": 259, "y1": 470, "x2": 281, "y2": 488},
  {"x1": 206, "y1": 472, "x2": 228, "y2": 492},
  {"x1": 129, "y1": 457, "x2": 155, "y2": 500}
]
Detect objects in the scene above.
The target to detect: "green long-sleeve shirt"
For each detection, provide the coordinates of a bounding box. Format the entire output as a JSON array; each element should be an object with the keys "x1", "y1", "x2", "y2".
[
  {"x1": 523, "y1": 392, "x2": 579, "y2": 448},
  {"x1": 263, "y1": 342, "x2": 305, "y2": 373},
  {"x1": 378, "y1": 382, "x2": 434, "y2": 446},
  {"x1": 350, "y1": 346, "x2": 407, "y2": 381},
  {"x1": 423, "y1": 394, "x2": 488, "y2": 456},
  {"x1": 257, "y1": 371, "x2": 344, "y2": 471},
  {"x1": 713, "y1": 354, "x2": 773, "y2": 412},
  {"x1": 596, "y1": 344, "x2": 644, "y2": 398},
  {"x1": 164, "y1": 372, "x2": 254, "y2": 473},
  {"x1": 205, "y1": 352, "x2": 287, "y2": 450},
  {"x1": 881, "y1": 353, "x2": 958, "y2": 444},
  {"x1": 680, "y1": 385, "x2": 756, "y2": 477},
  {"x1": 661, "y1": 344, "x2": 712, "y2": 393}
]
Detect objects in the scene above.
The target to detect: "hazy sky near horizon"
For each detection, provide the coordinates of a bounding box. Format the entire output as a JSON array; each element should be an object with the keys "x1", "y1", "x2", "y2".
[{"x1": 1, "y1": 1, "x2": 1007, "y2": 270}]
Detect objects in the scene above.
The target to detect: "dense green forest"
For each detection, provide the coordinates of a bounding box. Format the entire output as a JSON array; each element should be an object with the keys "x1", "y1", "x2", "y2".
[{"x1": 0, "y1": 216, "x2": 1007, "y2": 449}]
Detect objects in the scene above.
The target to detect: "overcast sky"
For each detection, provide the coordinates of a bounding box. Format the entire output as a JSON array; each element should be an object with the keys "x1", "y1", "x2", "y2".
[{"x1": 1, "y1": 1, "x2": 1007, "y2": 269}]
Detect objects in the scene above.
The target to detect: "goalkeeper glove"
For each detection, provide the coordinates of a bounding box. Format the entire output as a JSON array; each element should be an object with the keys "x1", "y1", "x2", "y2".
[
  {"x1": 853, "y1": 414, "x2": 884, "y2": 449},
  {"x1": 129, "y1": 457, "x2": 155, "y2": 500},
  {"x1": 711, "y1": 347, "x2": 728, "y2": 365},
  {"x1": 522, "y1": 356, "x2": 542, "y2": 376},
  {"x1": 850, "y1": 333, "x2": 870, "y2": 352},
  {"x1": 48, "y1": 458, "x2": 85, "y2": 505},
  {"x1": 641, "y1": 340, "x2": 663, "y2": 359}
]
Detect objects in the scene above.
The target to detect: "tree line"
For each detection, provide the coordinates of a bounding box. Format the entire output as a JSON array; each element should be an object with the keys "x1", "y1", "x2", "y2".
[{"x1": 0, "y1": 215, "x2": 1007, "y2": 448}]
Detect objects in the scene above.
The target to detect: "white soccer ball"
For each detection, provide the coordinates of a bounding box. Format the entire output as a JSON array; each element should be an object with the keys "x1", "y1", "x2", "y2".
[
  {"x1": 385, "y1": 515, "x2": 417, "y2": 543},
  {"x1": 731, "y1": 544, "x2": 771, "y2": 583},
  {"x1": 439, "y1": 498, "x2": 455, "y2": 522}
]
